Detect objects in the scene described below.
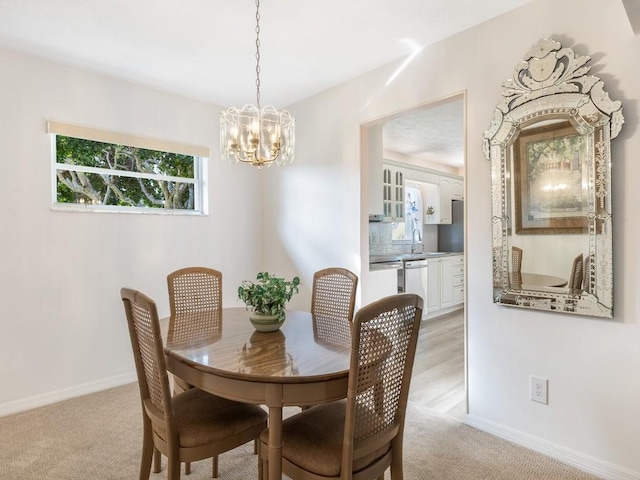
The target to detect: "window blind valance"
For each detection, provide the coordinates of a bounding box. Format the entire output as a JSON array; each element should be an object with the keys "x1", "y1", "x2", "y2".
[{"x1": 46, "y1": 121, "x2": 210, "y2": 158}]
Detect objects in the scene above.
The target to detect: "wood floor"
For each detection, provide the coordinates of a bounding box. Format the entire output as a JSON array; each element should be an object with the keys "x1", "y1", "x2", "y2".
[{"x1": 409, "y1": 308, "x2": 466, "y2": 419}]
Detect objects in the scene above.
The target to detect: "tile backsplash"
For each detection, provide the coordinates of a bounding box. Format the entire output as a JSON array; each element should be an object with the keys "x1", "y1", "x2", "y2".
[
  {"x1": 369, "y1": 222, "x2": 393, "y2": 255},
  {"x1": 369, "y1": 222, "x2": 438, "y2": 255}
]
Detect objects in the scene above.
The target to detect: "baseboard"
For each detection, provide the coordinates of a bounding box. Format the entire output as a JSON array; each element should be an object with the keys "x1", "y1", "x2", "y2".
[
  {"x1": 464, "y1": 414, "x2": 640, "y2": 480},
  {"x1": 424, "y1": 304, "x2": 464, "y2": 320},
  {"x1": 0, "y1": 372, "x2": 137, "y2": 418}
]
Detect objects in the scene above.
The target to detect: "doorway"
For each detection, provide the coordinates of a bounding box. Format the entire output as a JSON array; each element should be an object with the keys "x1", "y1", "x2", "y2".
[{"x1": 362, "y1": 92, "x2": 467, "y2": 419}]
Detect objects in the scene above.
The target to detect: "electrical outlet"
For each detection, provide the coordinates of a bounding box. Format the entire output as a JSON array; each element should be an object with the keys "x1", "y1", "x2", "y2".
[{"x1": 530, "y1": 376, "x2": 548, "y2": 404}]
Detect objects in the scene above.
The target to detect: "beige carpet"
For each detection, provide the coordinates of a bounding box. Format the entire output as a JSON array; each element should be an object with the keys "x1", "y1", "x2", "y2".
[{"x1": 0, "y1": 383, "x2": 600, "y2": 479}]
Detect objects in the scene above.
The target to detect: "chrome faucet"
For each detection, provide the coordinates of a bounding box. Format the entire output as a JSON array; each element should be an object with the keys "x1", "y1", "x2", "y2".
[{"x1": 411, "y1": 219, "x2": 422, "y2": 254}]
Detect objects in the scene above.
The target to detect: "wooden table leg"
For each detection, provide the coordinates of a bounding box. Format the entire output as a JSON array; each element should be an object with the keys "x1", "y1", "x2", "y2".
[{"x1": 266, "y1": 384, "x2": 283, "y2": 480}]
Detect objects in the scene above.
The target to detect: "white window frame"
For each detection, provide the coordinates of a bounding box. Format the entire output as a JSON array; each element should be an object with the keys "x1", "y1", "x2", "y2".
[{"x1": 48, "y1": 121, "x2": 209, "y2": 215}]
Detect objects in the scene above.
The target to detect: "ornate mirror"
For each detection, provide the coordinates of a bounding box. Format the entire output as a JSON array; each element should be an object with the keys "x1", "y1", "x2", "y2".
[{"x1": 483, "y1": 38, "x2": 623, "y2": 317}]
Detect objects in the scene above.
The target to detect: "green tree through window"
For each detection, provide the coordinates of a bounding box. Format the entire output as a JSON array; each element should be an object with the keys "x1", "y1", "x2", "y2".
[{"x1": 55, "y1": 136, "x2": 200, "y2": 210}]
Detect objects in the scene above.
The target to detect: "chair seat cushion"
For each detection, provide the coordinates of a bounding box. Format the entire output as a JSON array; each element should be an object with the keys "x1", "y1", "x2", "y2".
[
  {"x1": 173, "y1": 388, "x2": 267, "y2": 448},
  {"x1": 261, "y1": 399, "x2": 389, "y2": 477}
]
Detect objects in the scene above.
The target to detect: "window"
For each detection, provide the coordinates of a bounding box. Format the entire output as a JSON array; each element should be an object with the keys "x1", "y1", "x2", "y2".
[{"x1": 48, "y1": 121, "x2": 208, "y2": 214}]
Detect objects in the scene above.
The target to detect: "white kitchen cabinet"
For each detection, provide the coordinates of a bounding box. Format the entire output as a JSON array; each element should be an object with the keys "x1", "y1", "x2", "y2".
[
  {"x1": 440, "y1": 256, "x2": 456, "y2": 308},
  {"x1": 421, "y1": 175, "x2": 463, "y2": 225},
  {"x1": 451, "y1": 178, "x2": 464, "y2": 200},
  {"x1": 421, "y1": 182, "x2": 439, "y2": 225},
  {"x1": 426, "y1": 258, "x2": 441, "y2": 314},
  {"x1": 438, "y1": 178, "x2": 453, "y2": 224},
  {"x1": 382, "y1": 164, "x2": 404, "y2": 221},
  {"x1": 426, "y1": 254, "x2": 464, "y2": 318},
  {"x1": 452, "y1": 256, "x2": 465, "y2": 305}
]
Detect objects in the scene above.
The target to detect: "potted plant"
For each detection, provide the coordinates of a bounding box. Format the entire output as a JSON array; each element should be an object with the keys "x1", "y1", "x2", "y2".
[{"x1": 238, "y1": 272, "x2": 301, "y2": 331}]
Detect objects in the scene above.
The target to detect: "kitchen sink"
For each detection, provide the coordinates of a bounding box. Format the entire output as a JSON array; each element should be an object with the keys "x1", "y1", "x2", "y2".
[
  {"x1": 370, "y1": 252, "x2": 454, "y2": 264},
  {"x1": 402, "y1": 253, "x2": 428, "y2": 260},
  {"x1": 401, "y1": 252, "x2": 451, "y2": 261}
]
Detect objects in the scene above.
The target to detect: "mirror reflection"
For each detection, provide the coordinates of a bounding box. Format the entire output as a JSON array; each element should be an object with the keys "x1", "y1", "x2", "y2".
[{"x1": 483, "y1": 38, "x2": 623, "y2": 318}]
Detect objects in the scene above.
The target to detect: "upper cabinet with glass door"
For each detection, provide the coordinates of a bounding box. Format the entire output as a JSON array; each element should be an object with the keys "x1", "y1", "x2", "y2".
[
  {"x1": 383, "y1": 164, "x2": 404, "y2": 221},
  {"x1": 483, "y1": 38, "x2": 624, "y2": 318}
]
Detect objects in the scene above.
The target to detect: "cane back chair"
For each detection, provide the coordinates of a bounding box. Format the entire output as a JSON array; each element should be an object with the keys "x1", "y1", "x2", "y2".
[
  {"x1": 167, "y1": 267, "x2": 222, "y2": 396},
  {"x1": 259, "y1": 293, "x2": 423, "y2": 480},
  {"x1": 121, "y1": 287, "x2": 267, "y2": 480},
  {"x1": 166, "y1": 267, "x2": 225, "y2": 474},
  {"x1": 311, "y1": 267, "x2": 358, "y2": 343},
  {"x1": 167, "y1": 267, "x2": 222, "y2": 318}
]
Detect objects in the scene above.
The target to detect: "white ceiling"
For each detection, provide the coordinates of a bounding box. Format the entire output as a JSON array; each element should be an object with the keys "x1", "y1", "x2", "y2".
[
  {"x1": 0, "y1": 0, "x2": 532, "y2": 168},
  {"x1": 0, "y1": 0, "x2": 532, "y2": 108},
  {"x1": 383, "y1": 97, "x2": 464, "y2": 168}
]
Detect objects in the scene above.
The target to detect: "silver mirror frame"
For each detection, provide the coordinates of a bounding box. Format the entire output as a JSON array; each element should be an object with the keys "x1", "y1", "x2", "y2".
[{"x1": 483, "y1": 38, "x2": 623, "y2": 318}]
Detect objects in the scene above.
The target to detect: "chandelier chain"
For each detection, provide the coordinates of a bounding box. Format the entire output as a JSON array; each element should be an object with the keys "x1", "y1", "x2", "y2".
[
  {"x1": 255, "y1": 0, "x2": 261, "y2": 109},
  {"x1": 220, "y1": 0, "x2": 294, "y2": 167}
]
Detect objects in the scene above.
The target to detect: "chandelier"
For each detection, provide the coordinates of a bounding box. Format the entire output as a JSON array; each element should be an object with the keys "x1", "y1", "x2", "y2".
[{"x1": 220, "y1": 0, "x2": 295, "y2": 168}]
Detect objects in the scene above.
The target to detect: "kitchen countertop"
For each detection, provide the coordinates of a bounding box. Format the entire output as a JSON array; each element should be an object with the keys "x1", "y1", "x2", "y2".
[{"x1": 370, "y1": 252, "x2": 463, "y2": 264}]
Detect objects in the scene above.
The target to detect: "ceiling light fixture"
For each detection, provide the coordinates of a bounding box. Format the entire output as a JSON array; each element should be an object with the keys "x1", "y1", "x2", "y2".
[{"x1": 220, "y1": 0, "x2": 295, "y2": 168}]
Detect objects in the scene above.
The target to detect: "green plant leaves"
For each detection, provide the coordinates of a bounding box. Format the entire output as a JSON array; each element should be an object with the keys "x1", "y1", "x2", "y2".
[{"x1": 238, "y1": 272, "x2": 300, "y2": 316}]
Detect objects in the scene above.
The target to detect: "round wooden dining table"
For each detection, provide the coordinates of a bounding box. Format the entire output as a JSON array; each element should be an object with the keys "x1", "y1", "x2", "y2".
[
  {"x1": 510, "y1": 272, "x2": 568, "y2": 288},
  {"x1": 162, "y1": 308, "x2": 351, "y2": 480}
]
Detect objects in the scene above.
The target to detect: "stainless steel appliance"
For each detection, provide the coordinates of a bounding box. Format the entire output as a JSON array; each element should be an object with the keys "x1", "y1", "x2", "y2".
[
  {"x1": 438, "y1": 200, "x2": 463, "y2": 252},
  {"x1": 369, "y1": 255, "x2": 403, "y2": 272},
  {"x1": 402, "y1": 259, "x2": 428, "y2": 318}
]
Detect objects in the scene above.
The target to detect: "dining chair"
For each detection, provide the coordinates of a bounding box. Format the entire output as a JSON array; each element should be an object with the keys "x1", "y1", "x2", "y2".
[
  {"x1": 167, "y1": 266, "x2": 222, "y2": 317},
  {"x1": 258, "y1": 293, "x2": 423, "y2": 480},
  {"x1": 166, "y1": 267, "x2": 225, "y2": 474},
  {"x1": 167, "y1": 267, "x2": 222, "y2": 395},
  {"x1": 306, "y1": 268, "x2": 358, "y2": 408},
  {"x1": 568, "y1": 253, "x2": 584, "y2": 291},
  {"x1": 121, "y1": 287, "x2": 267, "y2": 480},
  {"x1": 311, "y1": 267, "x2": 358, "y2": 340}
]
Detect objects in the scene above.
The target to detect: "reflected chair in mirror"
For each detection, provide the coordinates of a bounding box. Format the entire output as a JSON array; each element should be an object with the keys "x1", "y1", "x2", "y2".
[
  {"x1": 258, "y1": 293, "x2": 423, "y2": 480},
  {"x1": 568, "y1": 254, "x2": 584, "y2": 292},
  {"x1": 512, "y1": 247, "x2": 523, "y2": 273},
  {"x1": 511, "y1": 247, "x2": 523, "y2": 288},
  {"x1": 311, "y1": 268, "x2": 358, "y2": 347},
  {"x1": 583, "y1": 254, "x2": 592, "y2": 293},
  {"x1": 121, "y1": 287, "x2": 267, "y2": 480}
]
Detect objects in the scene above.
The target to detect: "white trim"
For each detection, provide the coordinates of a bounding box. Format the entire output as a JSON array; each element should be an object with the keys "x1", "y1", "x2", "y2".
[
  {"x1": 55, "y1": 163, "x2": 197, "y2": 184},
  {"x1": 199, "y1": 148, "x2": 209, "y2": 214},
  {"x1": 383, "y1": 157, "x2": 463, "y2": 181},
  {"x1": 50, "y1": 204, "x2": 207, "y2": 215},
  {"x1": 47, "y1": 121, "x2": 209, "y2": 158},
  {"x1": 49, "y1": 125, "x2": 207, "y2": 214},
  {"x1": 464, "y1": 414, "x2": 640, "y2": 480},
  {"x1": 0, "y1": 372, "x2": 137, "y2": 418}
]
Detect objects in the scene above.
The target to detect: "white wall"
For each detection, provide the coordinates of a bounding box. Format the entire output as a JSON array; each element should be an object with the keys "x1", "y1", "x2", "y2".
[
  {"x1": 2, "y1": 0, "x2": 640, "y2": 477},
  {"x1": 263, "y1": 0, "x2": 640, "y2": 477},
  {"x1": 0, "y1": 48, "x2": 264, "y2": 412}
]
